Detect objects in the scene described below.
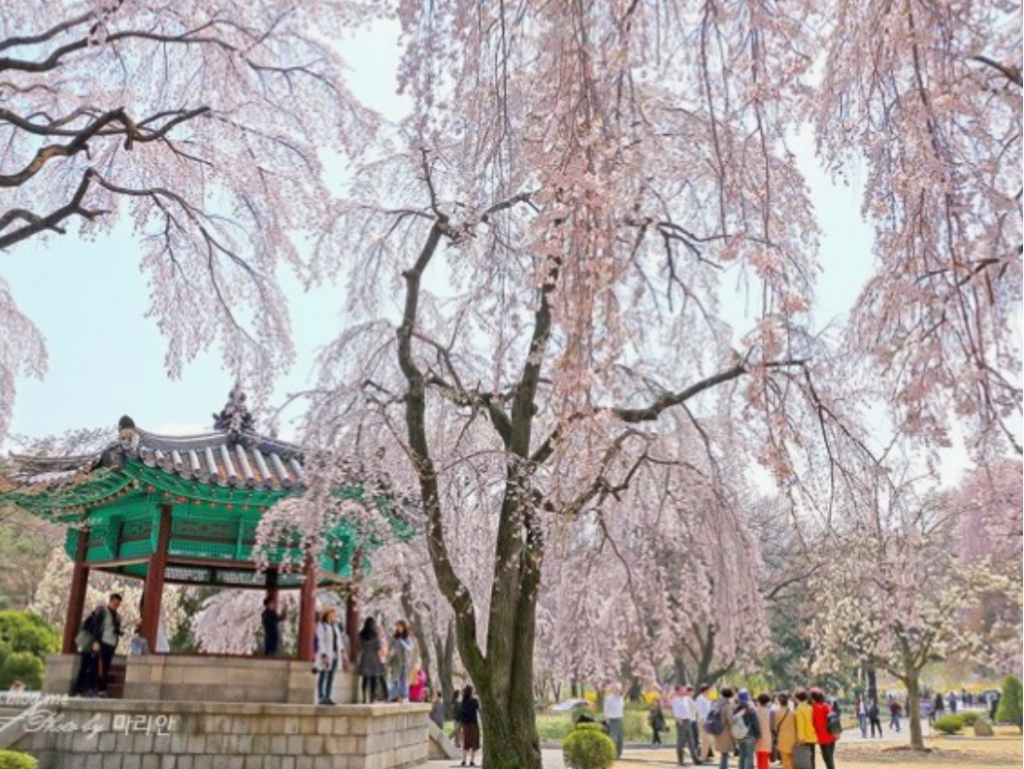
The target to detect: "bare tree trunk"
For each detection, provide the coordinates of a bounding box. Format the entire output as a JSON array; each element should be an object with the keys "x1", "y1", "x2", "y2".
[
  {"x1": 866, "y1": 665, "x2": 879, "y2": 705},
  {"x1": 434, "y1": 620, "x2": 456, "y2": 716},
  {"x1": 905, "y1": 671, "x2": 925, "y2": 750}
]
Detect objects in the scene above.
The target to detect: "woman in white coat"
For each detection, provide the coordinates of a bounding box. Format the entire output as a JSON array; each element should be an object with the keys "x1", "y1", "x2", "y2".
[{"x1": 315, "y1": 608, "x2": 347, "y2": 705}]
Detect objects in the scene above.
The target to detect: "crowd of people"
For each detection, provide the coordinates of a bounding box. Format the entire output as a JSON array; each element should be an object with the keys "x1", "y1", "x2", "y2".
[{"x1": 640, "y1": 685, "x2": 844, "y2": 769}]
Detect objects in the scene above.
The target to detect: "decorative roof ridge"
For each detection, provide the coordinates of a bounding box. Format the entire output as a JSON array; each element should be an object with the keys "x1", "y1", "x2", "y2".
[
  {"x1": 8, "y1": 452, "x2": 102, "y2": 466},
  {"x1": 133, "y1": 427, "x2": 303, "y2": 457}
]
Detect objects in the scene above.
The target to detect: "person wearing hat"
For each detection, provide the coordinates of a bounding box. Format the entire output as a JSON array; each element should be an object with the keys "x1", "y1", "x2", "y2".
[{"x1": 733, "y1": 689, "x2": 760, "y2": 769}]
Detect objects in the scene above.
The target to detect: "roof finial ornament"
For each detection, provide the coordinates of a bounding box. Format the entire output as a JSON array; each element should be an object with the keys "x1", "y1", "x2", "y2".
[
  {"x1": 117, "y1": 415, "x2": 139, "y2": 451},
  {"x1": 213, "y1": 383, "x2": 255, "y2": 439}
]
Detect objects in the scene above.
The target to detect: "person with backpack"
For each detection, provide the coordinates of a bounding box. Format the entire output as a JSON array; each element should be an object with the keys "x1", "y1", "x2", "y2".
[
  {"x1": 773, "y1": 693, "x2": 797, "y2": 769},
  {"x1": 93, "y1": 593, "x2": 123, "y2": 696},
  {"x1": 707, "y1": 686, "x2": 736, "y2": 769},
  {"x1": 792, "y1": 689, "x2": 817, "y2": 769},
  {"x1": 810, "y1": 689, "x2": 837, "y2": 769},
  {"x1": 732, "y1": 690, "x2": 760, "y2": 769},
  {"x1": 73, "y1": 603, "x2": 105, "y2": 697}
]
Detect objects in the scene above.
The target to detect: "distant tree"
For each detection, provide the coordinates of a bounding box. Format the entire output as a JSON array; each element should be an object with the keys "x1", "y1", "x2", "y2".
[
  {"x1": 0, "y1": 510, "x2": 57, "y2": 610},
  {"x1": 810, "y1": 475, "x2": 1020, "y2": 750}
]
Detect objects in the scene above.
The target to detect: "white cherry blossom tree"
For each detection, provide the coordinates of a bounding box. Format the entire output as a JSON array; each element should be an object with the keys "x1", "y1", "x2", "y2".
[{"x1": 0, "y1": 0, "x2": 375, "y2": 437}]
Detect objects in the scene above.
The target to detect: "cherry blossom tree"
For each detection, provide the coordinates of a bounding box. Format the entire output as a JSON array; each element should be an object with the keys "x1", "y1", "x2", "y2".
[
  {"x1": 817, "y1": 0, "x2": 1022, "y2": 454},
  {"x1": 949, "y1": 459, "x2": 1023, "y2": 572},
  {"x1": 537, "y1": 425, "x2": 769, "y2": 690},
  {"x1": 809, "y1": 471, "x2": 1020, "y2": 750},
  {"x1": 0, "y1": 0, "x2": 375, "y2": 438},
  {"x1": 293, "y1": 2, "x2": 885, "y2": 765}
]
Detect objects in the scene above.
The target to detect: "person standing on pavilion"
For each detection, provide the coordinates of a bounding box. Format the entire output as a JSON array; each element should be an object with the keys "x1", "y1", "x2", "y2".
[
  {"x1": 73, "y1": 603, "x2": 105, "y2": 697},
  {"x1": 386, "y1": 619, "x2": 419, "y2": 702},
  {"x1": 262, "y1": 597, "x2": 286, "y2": 656},
  {"x1": 357, "y1": 617, "x2": 387, "y2": 703},
  {"x1": 314, "y1": 608, "x2": 347, "y2": 705},
  {"x1": 96, "y1": 593, "x2": 123, "y2": 697},
  {"x1": 138, "y1": 595, "x2": 170, "y2": 653}
]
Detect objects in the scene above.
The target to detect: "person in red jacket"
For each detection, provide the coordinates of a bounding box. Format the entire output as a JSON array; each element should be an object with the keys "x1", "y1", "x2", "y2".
[{"x1": 810, "y1": 689, "x2": 837, "y2": 769}]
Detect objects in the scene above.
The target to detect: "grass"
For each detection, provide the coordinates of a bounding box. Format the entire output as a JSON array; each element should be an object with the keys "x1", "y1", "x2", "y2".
[{"x1": 536, "y1": 705, "x2": 653, "y2": 744}]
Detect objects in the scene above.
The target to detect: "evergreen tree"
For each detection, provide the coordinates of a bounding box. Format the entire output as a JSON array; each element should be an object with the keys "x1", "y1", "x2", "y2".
[{"x1": 996, "y1": 675, "x2": 1023, "y2": 733}]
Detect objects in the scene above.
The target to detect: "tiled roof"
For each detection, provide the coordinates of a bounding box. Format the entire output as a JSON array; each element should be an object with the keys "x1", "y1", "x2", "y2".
[
  {"x1": 6, "y1": 388, "x2": 305, "y2": 493},
  {"x1": 131, "y1": 428, "x2": 305, "y2": 490},
  {"x1": 8, "y1": 429, "x2": 304, "y2": 492}
]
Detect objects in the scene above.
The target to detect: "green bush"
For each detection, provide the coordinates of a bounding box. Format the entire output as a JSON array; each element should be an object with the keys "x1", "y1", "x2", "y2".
[
  {"x1": 0, "y1": 751, "x2": 38, "y2": 769},
  {"x1": 563, "y1": 726, "x2": 617, "y2": 769},
  {"x1": 932, "y1": 714, "x2": 965, "y2": 735},
  {"x1": 0, "y1": 652, "x2": 44, "y2": 690},
  {"x1": 0, "y1": 612, "x2": 60, "y2": 659},
  {"x1": 958, "y1": 711, "x2": 980, "y2": 726},
  {"x1": 996, "y1": 675, "x2": 1023, "y2": 732},
  {"x1": 0, "y1": 611, "x2": 59, "y2": 690}
]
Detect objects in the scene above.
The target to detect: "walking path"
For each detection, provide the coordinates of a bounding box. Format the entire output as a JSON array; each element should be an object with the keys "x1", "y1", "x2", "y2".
[{"x1": 427, "y1": 722, "x2": 947, "y2": 769}]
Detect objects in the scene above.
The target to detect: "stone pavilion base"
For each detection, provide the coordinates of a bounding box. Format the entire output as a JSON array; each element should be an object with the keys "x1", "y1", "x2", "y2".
[
  {"x1": 44, "y1": 654, "x2": 358, "y2": 705},
  {"x1": 12, "y1": 699, "x2": 430, "y2": 769}
]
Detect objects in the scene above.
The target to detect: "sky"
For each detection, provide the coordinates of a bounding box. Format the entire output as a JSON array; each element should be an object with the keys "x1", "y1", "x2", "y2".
[{"x1": 0, "y1": 18, "x2": 974, "y2": 485}]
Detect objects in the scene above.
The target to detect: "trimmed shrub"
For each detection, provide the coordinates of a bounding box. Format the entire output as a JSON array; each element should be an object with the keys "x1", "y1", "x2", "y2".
[
  {"x1": 972, "y1": 717, "x2": 994, "y2": 737},
  {"x1": 0, "y1": 652, "x2": 44, "y2": 690},
  {"x1": 932, "y1": 714, "x2": 965, "y2": 735},
  {"x1": 958, "y1": 711, "x2": 980, "y2": 726},
  {"x1": 996, "y1": 675, "x2": 1023, "y2": 732},
  {"x1": 0, "y1": 751, "x2": 38, "y2": 769},
  {"x1": 563, "y1": 725, "x2": 617, "y2": 769}
]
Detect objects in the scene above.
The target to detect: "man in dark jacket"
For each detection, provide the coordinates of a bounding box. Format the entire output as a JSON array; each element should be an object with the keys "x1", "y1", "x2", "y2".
[
  {"x1": 262, "y1": 597, "x2": 286, "y2": 656},
  {"x1": 96, "y1": 593, "x2": 123, "y2": 696}
]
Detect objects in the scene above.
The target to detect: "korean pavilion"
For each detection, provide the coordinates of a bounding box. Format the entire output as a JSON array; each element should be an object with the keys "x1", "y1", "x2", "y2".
[{"x1": 0, "y1": 387, "x2": 398, "y2": 702}]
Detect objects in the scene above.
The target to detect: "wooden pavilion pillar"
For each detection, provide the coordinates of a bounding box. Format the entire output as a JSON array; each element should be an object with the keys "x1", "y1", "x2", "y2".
[
  {"x1": 61, "y1": 526, "x2": 91, "y2": 654},
  {"x1": 140, "y1": 504, "x2": 172, "y2": 652},
  {"x1": 296, "y1": 556, "x2": 317, "y2": 662},
  {"x1": 345, "y1": 548, "x2": 362, "y2": 657}
]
